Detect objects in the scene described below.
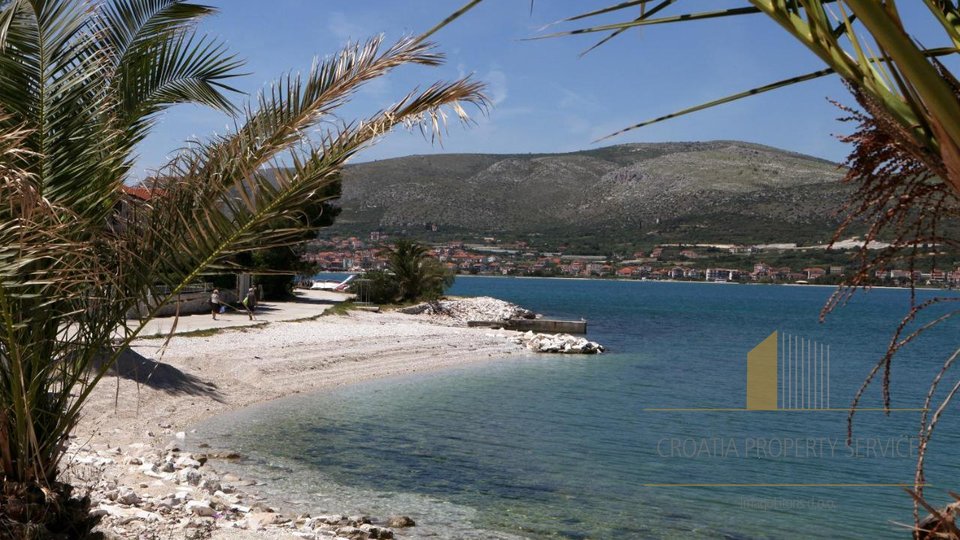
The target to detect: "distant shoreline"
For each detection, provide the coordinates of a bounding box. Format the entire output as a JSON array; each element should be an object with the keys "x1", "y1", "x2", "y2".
[{"x1": 315, "y1": 271, "x2": 955, "y2": 293}]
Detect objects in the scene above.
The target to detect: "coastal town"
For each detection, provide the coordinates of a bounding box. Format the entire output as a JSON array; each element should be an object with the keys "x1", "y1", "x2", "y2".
[{"x1": 304, "y1": 234, "x2": 960, "y2": 288}]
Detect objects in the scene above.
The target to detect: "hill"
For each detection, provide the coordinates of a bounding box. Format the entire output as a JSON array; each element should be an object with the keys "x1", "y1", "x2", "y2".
[{"x1": 326, "y1": 141, "x2": 852, "y2": 252}]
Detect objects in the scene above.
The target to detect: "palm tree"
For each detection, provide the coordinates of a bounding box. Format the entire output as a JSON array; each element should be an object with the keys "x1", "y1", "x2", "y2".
[
  {"x1": 0, "y1": 0, "x2": 484, "y2": 535},
  {"x1": 387, "y1": 239, "x2": 455, "y2": 302}
]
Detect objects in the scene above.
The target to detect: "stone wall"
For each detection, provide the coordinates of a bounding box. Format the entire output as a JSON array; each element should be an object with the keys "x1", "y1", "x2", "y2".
[{"x1": 126, "y1": 290, "x2": 238, "y2": 318}]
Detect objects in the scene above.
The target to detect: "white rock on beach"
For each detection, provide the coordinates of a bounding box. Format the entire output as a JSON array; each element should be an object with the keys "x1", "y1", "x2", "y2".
[
  {"x1": 185, "y1": 500, "x2": 216, "y2": 517},
  {"x1": 515, "y1": 332, "x2": 605, "y2": 354},
  {"x1": 399, "y1": 296, "x2": 536, "y2": 326}
]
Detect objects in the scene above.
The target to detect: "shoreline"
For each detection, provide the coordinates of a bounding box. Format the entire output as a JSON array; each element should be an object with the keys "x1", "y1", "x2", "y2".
[
  {"x1": 316, "y1": 271, "x2": 957, "y2": 292},
  {"x1": 71, "y1": 300, "x2": 531, "y2": 539}
]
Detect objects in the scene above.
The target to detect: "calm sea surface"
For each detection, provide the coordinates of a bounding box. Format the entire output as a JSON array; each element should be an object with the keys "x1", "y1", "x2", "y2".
[{"x1": 192, "y1": 277, "x2": 960, "y2": 539}]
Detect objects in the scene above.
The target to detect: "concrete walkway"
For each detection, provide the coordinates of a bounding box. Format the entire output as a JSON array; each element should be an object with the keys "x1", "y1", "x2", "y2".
[{"x1": 132, "y1": 290, "x2": 350, "y2": 337}]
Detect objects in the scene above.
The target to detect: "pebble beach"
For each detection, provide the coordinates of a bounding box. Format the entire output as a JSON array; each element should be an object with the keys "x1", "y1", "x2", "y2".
[{"x1": 70, "y1": 294, "x2": 537, "y2": 539}]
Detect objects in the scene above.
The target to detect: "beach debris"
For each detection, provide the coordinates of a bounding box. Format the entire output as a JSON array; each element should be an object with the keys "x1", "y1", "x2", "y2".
[
  {"x1": 399, "y1": 296, "x2": 536, "y2": 326},
  {"x1": 514, "y1": 331, "x2": 605, "y2": 354}
]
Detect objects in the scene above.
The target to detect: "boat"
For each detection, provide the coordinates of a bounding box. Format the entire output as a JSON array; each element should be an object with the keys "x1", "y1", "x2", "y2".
[{"x1": 310, "y1": 274, "x2": 355, "y2": 291}]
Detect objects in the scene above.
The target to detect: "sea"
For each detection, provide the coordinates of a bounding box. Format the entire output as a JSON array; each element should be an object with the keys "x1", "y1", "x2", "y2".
[{"x1": 191, "y1": 276, "x2": 960, "y2": 539}]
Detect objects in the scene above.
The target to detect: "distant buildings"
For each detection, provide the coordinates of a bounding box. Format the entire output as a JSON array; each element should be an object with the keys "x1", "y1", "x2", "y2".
[{"x1": 303, "y1": 234, "x2": 958, "y2": 289}]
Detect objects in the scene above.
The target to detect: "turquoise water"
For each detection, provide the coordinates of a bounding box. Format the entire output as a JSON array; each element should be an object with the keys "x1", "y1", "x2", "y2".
[{"x1": 194, "y1": 278, "x2": 960, "y2": 539}]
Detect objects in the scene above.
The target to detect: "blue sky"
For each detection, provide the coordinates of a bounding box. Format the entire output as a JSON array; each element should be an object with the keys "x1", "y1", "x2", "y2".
[{"x1": 134, "y1": 1, "x2": 949, "y2": 180}]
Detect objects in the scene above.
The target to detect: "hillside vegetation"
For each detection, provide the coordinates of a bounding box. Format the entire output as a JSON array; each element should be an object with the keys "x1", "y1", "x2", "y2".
[{"x1": 327, "y1": 141, "x2": 851, "y2": 250}]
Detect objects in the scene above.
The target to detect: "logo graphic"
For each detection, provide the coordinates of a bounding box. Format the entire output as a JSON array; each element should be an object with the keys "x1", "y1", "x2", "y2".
[{"x1": 747, "y1": 331, "x2": 830, "y2": 411}]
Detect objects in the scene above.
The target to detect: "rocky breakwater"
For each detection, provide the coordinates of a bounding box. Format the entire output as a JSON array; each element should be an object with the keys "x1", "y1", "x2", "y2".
[
  {"x1": 65, "y1": 438, "x2": 415, "y2": 539},
  {"x1": 398, "y1": 296, "x2": 536, "y2": 326},
  {"x1": 513, "y1": 331, "x2": 605, "y2": 354}
]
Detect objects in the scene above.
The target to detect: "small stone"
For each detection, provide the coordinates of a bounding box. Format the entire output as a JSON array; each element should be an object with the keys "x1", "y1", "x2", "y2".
[
  {"x1": 175, "y1": 455, "x2": 202, "y2": 469},
  {"x1": 251, "y1": 501, "x2": 274, "y2": 513},
  {"x1": 347, "y1": 515, "x2": 371, "y2": 526},
  {"x1": 248, "y1": 511, "x2": 283, "y2": 528},
  {"x1": 185, "y1": 500, "x2": 215, "y2": 517},
  {"x1": 174, "y1": 431, "x2": 186, "y2": 440},
  {"x1": 208, "y1": 451, "x2": 242, "y2": 460},
  {"x1": 314, "y1": 514, "x2": 345, "y2": 525},
  {"x1": 198, "y1": 478, "x2": 221, "y2": 494},
  {"x1": 387, "y1": 515, "x2": 416, "y2": 528},
  {"x1": 360, "y1": 523, "x2": 393, "y2": 538},
  {"x1": 335, "y1": 526, "x2": 367, "y2": 540}
]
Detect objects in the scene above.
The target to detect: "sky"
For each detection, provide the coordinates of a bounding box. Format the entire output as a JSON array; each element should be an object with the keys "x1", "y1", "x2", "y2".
[{"x1": 133, "y1": 1, "x2": 951, "y2": 180}]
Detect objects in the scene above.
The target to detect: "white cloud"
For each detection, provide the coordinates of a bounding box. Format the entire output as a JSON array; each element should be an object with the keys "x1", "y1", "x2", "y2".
[
  {"x1": 485, "y1": 69, "x2": 508, "y2": 106},
  {"x1": 327, "y1": 11, "x2": 366, "y2": 44}
]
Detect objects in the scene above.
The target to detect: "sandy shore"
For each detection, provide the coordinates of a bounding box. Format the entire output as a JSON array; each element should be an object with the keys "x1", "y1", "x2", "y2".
[{"x1": 69, "y1": 295, "x2": 530, "y2": 539}]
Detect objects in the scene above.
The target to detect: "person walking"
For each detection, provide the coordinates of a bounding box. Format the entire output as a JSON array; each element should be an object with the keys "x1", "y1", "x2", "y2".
[
  {"x1": 211, "y1": 289, "x2": 221, "y2": 320},
  {"x1": 242, "y1": 287, "x2": 257, "y2": 320}
]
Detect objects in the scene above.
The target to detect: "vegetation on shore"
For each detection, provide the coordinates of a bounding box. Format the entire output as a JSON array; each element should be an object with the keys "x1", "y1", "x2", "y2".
[
  {"x1": 351, "y1": 239, "x2": 455, "y2": 305},
  {"x1": 0, "y1": 0, "x2": 484, "y2": 535}
]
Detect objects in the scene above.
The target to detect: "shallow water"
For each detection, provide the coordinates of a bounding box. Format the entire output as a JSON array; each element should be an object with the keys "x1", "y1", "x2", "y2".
[{"x1": 193, "y1": 278, "x2": 960, "y2": 539}]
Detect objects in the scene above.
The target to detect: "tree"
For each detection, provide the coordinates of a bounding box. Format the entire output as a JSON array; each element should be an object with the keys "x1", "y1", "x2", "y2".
[
  {"x1": 242, "y1": 176, "x2": 342, "y2": 300},
  {"x1": 0, "y1": 0, "x2": 484, "y2": 535},
  {"x1": 385, "y1": 239, "x2": 455, "y2": 302}
]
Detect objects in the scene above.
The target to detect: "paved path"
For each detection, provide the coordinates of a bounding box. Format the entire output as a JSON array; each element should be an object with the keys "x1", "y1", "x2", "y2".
[{"x1": 132, "y1": 290, "x2": 350, "y2": 337}]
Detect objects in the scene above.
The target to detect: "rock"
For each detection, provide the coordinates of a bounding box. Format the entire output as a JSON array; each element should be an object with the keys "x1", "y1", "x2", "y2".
[
  {"x1": 522, "y1": 332, "x2": 605, "y2": 354},
  {"x1": 335, "y1": 526, "x2": 368, "y2": 540},
  {"x1": 360, "y1": 523, "x2": 394, "y2": 539},
  {"x1": 313, "y1": 514, "x2": 345, "y2": 525},
  {"x1": 177, "y1": 468, "x2": 202, "y2": 486},
  {"x1": 208, "y1": 451, "x2": 242, "y2": 460},
  {"x1": 116, "y1": 488, "x2": 141, "y2": 505},
  {"x1": 89, "y1": 508, "x2": 108, "y2": 518},
  {"x1": 347, "y1": 515, "x2": 371, "y2": 526},
  {"x1": 185, "y1": 500, "x2": 215, "y2": 517},
  {"x1": 386, "y1": 515, "x2": 416, "y2": 528},
  {"x1": 174, "y1": 431, "x2": 186, "y2": 440},
  {"x1": 399, "y1": 297, "x2": 537, "y2": 326},
  {"x1": 156, "y1": 498, "x2": 176, "y2": 512},
  {"x1": 251, "y1": 501, "x2": 274, "y2": 513},
  {"x1": 198, "y1": 478, "x2": 221, "y2": 494},
  {"x1": 175, "y1": 455, "x2": 202, "y2": 469},
  {"x1": 97, "y1": 504, "x2": 160, "y2": 522},
  {"x1": 248, "y1": 511, "x2": 283, "y2": 528}
]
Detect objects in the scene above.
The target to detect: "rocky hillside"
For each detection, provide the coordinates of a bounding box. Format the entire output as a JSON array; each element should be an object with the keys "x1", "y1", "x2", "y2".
[{"x1": 329, "y1": 141, "x2": 852, "y2": 247}]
